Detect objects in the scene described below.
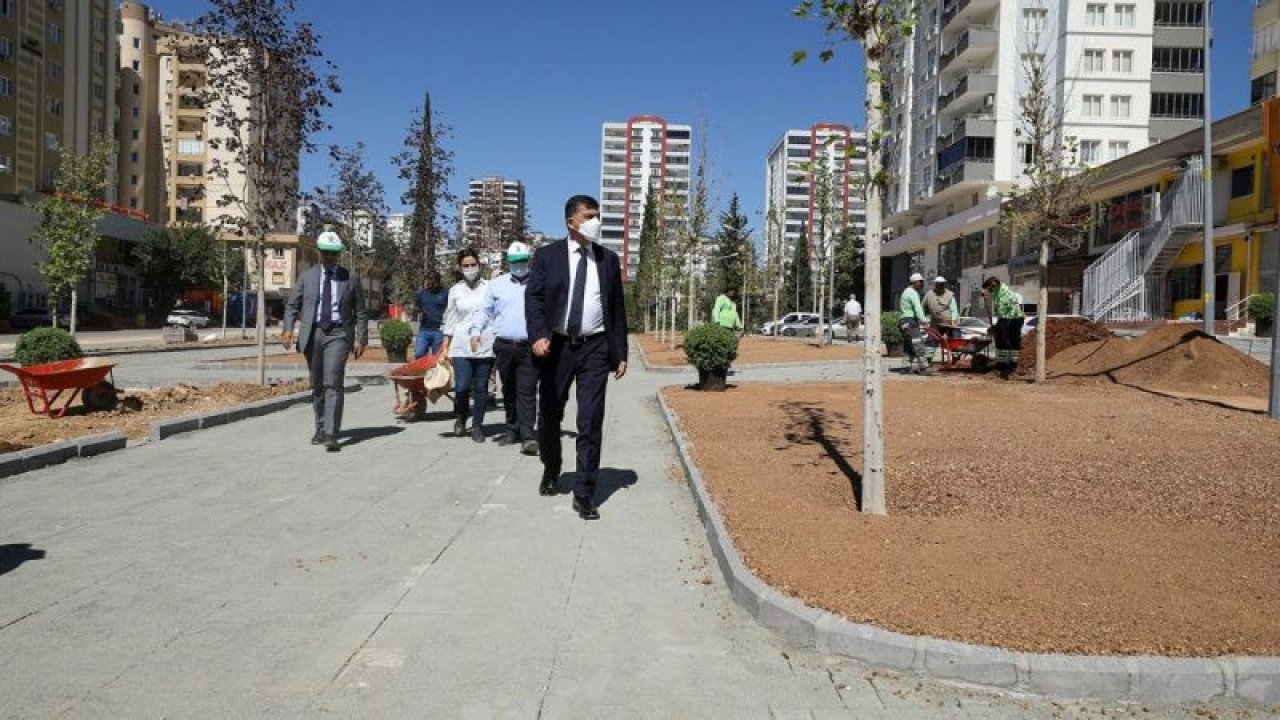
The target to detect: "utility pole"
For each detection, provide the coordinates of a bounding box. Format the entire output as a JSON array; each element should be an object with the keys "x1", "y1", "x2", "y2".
[{"x1": 1202, "y1": 0, "x2": 1215, "y2": 336}]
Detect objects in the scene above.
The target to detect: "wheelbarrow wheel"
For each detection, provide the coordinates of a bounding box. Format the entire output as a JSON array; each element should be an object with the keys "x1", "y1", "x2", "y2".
[
  {"x1": 82, "y1": 381, "x2": 118, "y2": 411},
  {"x1": 970, "y1": 354, "x2": 992, "y2": 372}
]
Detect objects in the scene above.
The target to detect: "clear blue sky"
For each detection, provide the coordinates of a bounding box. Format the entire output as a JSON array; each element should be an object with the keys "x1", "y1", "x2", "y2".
[{"x1": 148, "y1": 1, "x2": 1253, "y2": 240}]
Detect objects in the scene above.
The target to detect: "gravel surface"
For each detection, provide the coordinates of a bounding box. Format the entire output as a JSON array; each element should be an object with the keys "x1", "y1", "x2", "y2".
[
  {"x1": 638, "y1": 332, "x2": 861, "y2": 367},
  {"x1": 1016, "y1": 318, "x2": 1114, "y2": 375},
  {"x1": 665, "y1": 379, "x2": 1280, "y2": 656}
]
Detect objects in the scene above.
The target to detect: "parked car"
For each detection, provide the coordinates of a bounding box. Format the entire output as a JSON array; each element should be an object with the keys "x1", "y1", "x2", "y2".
[
  {"x1": 166, "y1": 309, "x2": 211, "y2": 328},
  {"x1": 951, "y1": 316, "x2": 991, "y2": 340},
  {"x1": 776, "y1": 312, "x2": 828, "y2": 338},
  {"x1": 9, "y1": 308, "x2": 70, "y2": 331}
]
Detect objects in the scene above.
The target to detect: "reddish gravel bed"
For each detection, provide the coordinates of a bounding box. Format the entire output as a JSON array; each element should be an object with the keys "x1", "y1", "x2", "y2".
[
  {"x1": 637, "y1": 332, "x2": 861, "y2": 367},
  {"x1": 1016, "y1": 318, "x2": 1114, "y2": 375},
  {"x1": 665, "y1": 380, "x2": 1280, "y2": 656}
]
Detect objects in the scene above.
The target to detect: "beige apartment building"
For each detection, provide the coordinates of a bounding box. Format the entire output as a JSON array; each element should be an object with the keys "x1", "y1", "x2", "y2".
[{"x1": 1254, "y1": 0, "x2": 1280, "y2": 103}]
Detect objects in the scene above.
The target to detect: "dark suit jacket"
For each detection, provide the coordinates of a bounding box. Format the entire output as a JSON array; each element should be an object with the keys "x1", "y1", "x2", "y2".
[
  {"x1": 283, "y1": 264, "x2": 370, "y2": 352},
  {"x1": 525, "y1": 238, "x2": 628, "y2": 370}
]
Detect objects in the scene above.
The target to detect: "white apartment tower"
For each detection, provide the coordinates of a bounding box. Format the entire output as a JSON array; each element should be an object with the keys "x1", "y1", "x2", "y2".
[
  {"x1": 599, "y1": 116, "x2": 692, "y2": 280},
  {"x1": 764, "y1": 124, "x2": 867, "y2": 274},
  {"x1": 460, "y1": 176, "x2": 526, "y2": 253},
  {"x1": 879, "y1": 0, "x2": 1205, "y2": 309}
]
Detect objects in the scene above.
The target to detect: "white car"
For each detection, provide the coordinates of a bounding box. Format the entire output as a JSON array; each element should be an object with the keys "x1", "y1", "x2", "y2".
[
  {"x1": 166, "y1": 309, "x2": 211, "y2": 328},
  {"x1": 761, "y1": 312, "x2": 823, "y2": 337}
]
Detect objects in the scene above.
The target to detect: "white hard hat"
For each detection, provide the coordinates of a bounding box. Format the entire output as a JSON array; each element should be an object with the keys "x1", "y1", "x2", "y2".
[
  {"x1": 909, "y1": 272, "x2": 924, "y2": 283},
  {"x1": 934, "y1": 276, "x2": 947, "y2": 284},
  {"x1": 506, "y1": 241, "x2": 531, "y2": 262},
  {"x1": 316, "y1": 230, "x2": 343, "y2": 252}
]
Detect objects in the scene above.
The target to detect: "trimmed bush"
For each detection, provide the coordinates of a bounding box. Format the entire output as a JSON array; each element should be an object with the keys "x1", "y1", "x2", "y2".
[
  {"x1": 15, "y1": 327, "x2": 83, "y2": 366},
  {"x1": 881, "y1": 311, "x2": 904, "y2": 348},
  {"x1": 1248, "y1": 292, "x2": 1275, "y2": 322},
  {"x1": 683, "y1": 323, "x2": 739, "y2": 372},
  {"x1": 379, "y1": 319, "x2": 413, "y2": 352}
]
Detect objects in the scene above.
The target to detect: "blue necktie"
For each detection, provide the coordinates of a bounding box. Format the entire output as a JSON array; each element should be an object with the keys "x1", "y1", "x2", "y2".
[
  {"x1": 320, "y1": 268, "x2": 333, "y2": 332},
  {"x1": 566, "y1": 247, "x2": 588, "y2": 338}
]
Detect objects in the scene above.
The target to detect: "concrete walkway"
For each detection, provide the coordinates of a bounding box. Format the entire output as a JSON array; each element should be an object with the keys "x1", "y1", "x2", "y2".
[{"x1": 0, "y1": 351, "x2": 1258, "y2": 718}]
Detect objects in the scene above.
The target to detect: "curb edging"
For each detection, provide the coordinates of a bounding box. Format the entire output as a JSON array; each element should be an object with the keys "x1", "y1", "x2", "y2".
[
  {"x1": 656, "y1": 390, "x2": 1280, "y2": 705},
  {"x1": 149, "y1": 382, "x2": 362, "y2": 441},
  {"x1": 0, "y1": 431, "x2": 127, "y2": 480}
]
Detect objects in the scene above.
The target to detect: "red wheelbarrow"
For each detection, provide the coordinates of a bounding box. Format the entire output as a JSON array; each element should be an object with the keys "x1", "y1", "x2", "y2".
[
  {"x1": 0, "y1": 357, "x2": 120, "y2": 418},
  {"x1": 386, "y1": 352, "x2": 453, "y2": 421}
]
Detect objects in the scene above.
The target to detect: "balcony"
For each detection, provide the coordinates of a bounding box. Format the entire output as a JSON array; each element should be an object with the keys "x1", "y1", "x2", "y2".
[
  {"x1": 935, "y1": 158, "x2": 994, "y2": 193},
  {"x1": 939, "y1": 25, "x2": 998, "y2": 74},
  {"x1": 941, "y1": 0, "x2": 1000, "y2": 33},
  {"x1": 935, "y1": 114, "x2": 995, "y2": 151},
  {"x1": 937, "y1": 71, "x2": 997, "y2": 116}
]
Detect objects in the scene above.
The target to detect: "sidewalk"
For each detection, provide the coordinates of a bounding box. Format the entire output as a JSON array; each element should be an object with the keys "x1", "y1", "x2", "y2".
[{"x1": 0, "y1": 351, "x2": 1253, "y2": 718}]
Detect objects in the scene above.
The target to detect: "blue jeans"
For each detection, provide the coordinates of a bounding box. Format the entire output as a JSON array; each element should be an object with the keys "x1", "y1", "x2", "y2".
[
  {"x1": 453, "y1": 357, "x2": 494, "y2": 427},
  {"x1": 415, "y1": 328, "x2": 443, "y2": 358}
]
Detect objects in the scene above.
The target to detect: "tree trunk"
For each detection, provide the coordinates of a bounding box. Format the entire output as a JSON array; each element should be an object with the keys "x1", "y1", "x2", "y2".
[
  {"x1": 255, "y1": 239, "x2": 267, "y2": 386},
  {"x1": 221, "y1": 268, "x2": 229, "y2": 339},
  {"x1": 1036, "y1": 239, "x2": 1049, "y2": 384},
  {"x1": 861, "y1": 53, "x2": 887, "y2": 516},
  {"x1": 70, "y1": 288, "x2": 78, "y2": 336}
]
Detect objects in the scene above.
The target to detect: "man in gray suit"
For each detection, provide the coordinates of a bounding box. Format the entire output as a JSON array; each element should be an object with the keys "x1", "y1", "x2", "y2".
[{"x1": 282, "y1": 230, "x2": 369, "y2": 451}]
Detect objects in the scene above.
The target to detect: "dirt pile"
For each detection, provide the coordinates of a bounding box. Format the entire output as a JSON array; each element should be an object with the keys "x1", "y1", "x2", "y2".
[
  {"x1": 1015, "y1": 317, "x2": 1113, "y2": 375},
  {"x1": 1048, "y1": 324, "x2": 1270, "y2": 398}
]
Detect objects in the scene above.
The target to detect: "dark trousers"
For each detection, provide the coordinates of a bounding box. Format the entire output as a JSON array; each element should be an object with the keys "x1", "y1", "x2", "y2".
[
  {"x1": 453, "y1": 357, "x2": 494, "y2": 428},
  {"x1": 537, "y1": 333, "x2": 609, "y2": 500},
  {"x1": 304, "y1": 325, "x2": 349, "y2": 437},
  {"x1": 993, "y1": 318, "x2": 1024, "y2": 372},
  {"x1": 495, "y1": 338, "x2": 537, "y2": 441},
  {"x1": 899, "y1": 318, "x2": 925, "y2": 363}
]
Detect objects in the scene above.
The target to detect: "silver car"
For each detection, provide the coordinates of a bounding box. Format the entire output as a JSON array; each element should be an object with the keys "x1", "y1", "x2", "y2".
[{"x1": 166, "y1": 309, "x2": 211, "y2": 328}]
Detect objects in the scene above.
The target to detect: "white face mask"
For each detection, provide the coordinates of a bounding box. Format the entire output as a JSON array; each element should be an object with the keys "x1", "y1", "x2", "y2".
[
  {"x1": 509, "y1": 262, "x2": 530, "y2": 278},
  {"x1": 462, "y1": 268, "x2": 480, "y2": 282},
  {"x1": 576, "y1": 217, "x2": 602, "y2": 242}
]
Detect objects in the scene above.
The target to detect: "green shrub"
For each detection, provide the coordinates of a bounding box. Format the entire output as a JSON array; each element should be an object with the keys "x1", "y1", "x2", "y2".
[
  {"x1": 880, "y1": 311, "x2": 904, "y2": 347},
  {"x1": 1248, "y1": 292, "x2": 1275, "y2": 322},
  {"x1": 379, "y1": 319, "x2": 413, "y2": 351},
  {"x1": 15, "y1": 327, "x2": 84, "y2": 366},
  {"x1": 683, "y1": 323, "x2": 739, "y2": 372}
]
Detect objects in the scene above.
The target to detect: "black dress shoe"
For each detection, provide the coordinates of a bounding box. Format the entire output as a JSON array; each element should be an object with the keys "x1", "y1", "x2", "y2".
[
  {"x1": 495, "y1": 431, "x2": 517, "y2": 446},
  {"x1": 520, "y1": 440, "x2": 539, "y2": 456},
  {"x1": 311, "y1": 429, "x2": 325, "y2": 445},
  {"x1": 572, "y1": 495, "x2": 600, "y2": 520},
  {"x1": 470, "y1": 427, "x2": 485, "y2": 443},
  {"x1": 324, "y1": 435, "x2": 341, "y2": 452},
  {"x1": 452, "y1": 419, "x2": 466, "y2": 437},
  {"x1": 539, "y1": 466, "x2": 559, "y2": 496}
]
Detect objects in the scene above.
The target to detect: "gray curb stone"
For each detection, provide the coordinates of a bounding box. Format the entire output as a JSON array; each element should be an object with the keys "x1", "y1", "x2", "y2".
[
  {"x1": 656, "y1": 389, "x2": 1278, "y2": 705},
  {"x1": 75, "y1": 432, "x2": 128, "y2": 458},
  {"x1": 148, "y1": 383, "x2": 360, "y2": 442},
  {"x1": 0, "y1": 431, "x2": 128, "y2": 480}
]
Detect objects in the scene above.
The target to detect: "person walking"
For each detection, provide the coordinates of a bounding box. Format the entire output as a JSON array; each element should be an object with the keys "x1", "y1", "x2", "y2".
[
  {"x1": 281, "y1": 230, "x2": 368, "y2": 452},
  {"x1": 983, "y1": 276, "x2": 1025, "y2": 379},
  {"x1": 899, "y1": 272, "x2": 931, "y2": 374},
  {"x1": 469, "y1": 241, "x2": 538, "y2": 456},
  {"x1": 526, "y1": 195, "x2": 629, "y2": 520},
  {"x1": 843, "y1": 292, "x2": 862, "y2": 341},
  {"x1": 441, "y1": 248, "x2": 494, "y2": 442},
  {"x1": 413, "y1": 270, "x2": 448, "y2": 359},
  {"x1": 713, "y1": 287, "x2": 743, "y2": 332}
]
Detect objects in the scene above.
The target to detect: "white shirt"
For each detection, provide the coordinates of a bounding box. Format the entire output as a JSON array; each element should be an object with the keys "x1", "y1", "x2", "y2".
[
  {"x1": 313, "y1": 265, "x2": 342, "y2": 324},
  {"x1": 442, "y1": 280, "x2": 494, "y2": 359},
  {"x1": 559, "y1": 241, "x2": 604, "y2": 336},
  {"x1": 844, "y1": 298, "x2": 862, "y2": 319}
]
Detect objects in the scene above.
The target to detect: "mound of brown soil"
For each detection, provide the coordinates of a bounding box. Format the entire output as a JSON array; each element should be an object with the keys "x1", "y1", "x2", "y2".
[
  {"x1": 1015, "y1": 317, "x2": 1113, "y2": 375},
  {"x1": 1048, "y1": 324, "x2": 1271, "y2": 398}
]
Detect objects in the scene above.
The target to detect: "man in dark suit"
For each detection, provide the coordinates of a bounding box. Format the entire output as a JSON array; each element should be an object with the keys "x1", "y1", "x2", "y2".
[
  {"x1": 282, "y1": 230, "x2": 369, "y2": 452},
  {"x1": 526, "y1": 195, "x2": 628, "y2": 520}
]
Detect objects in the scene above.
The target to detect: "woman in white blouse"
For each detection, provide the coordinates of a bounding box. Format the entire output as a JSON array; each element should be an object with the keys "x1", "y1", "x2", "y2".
[{"x1": 440, "y1": 248, "x2": 495, "y2": 441}]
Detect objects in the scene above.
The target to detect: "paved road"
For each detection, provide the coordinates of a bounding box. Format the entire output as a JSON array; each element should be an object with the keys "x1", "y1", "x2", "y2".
[{"x1": 0, "y1": 352, "x2": 1263, "y2": 718}]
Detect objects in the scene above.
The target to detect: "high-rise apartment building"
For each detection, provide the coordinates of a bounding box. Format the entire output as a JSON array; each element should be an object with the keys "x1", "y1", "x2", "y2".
[
  {"x1": 1254, "y1": 0, "x2": 1280, "y2": 103},
  {"x1": 599, "y1": 116, "x2": 691, "y2": 280},
  {"x1": 460, "y1": 176, "x2": 526, "y2": 253},
  {"x1": 878, "y1": 0, "x2": 1206, "y2": 309},
  {"x1": 0, "y1": 0, "x2": 117, "y2": 198},
  {"x1": 764, "y1": 124, "x2": 867, "y2": 275}
]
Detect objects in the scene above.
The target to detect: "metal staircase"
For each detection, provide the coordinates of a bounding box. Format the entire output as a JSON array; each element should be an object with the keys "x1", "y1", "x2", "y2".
[{"x1": 1082, "y1": 156, "x2": 1205, "y2": 322}]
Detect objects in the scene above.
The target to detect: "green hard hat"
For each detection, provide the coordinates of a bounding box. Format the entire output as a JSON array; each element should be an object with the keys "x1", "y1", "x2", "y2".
[{"x1": 316, "y1": 230, "x2": 344, "y2": 252}]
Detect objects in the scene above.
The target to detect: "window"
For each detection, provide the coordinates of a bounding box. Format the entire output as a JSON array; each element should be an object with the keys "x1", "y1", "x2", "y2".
[
  {"x1": 92, "y1": 13, "x2": 105, "y2": 34},
  {"x1": 131, "y1": 106, "x2": 138, "y2": 118},
  {"x1": 1111, "y1": 95, "x2": 1131, "y2": 118},
  {"x1": 93, "y1": 49, "x2": 105, "y2": 66},
  {"x1": 0, "y1": 76, "x2": 12, "y2": 97},
  {"x1": 1080, "y1": 140, "x2": 1102, "y2": 164},
  {"x1": 1169, "y1": 265, "x2": 1202, "y2": 302},
  {"x1": 48, "y1": 62, "x2": 63, "y2": 79},
  {"x1": 1231, "y1": 166, "x2": 1255, "y2": 198},
  {"x1": 1154, "y1": 47, "x2": 1203, "y2": 72},
  {"x1": 45, "y1": 132, "x2": 60, "y2": 151},
  {"x1": 1086, "y1": 3, "x2": 1107, "y2": 25},
  {"x1": 1023, "y1": 8, "x2": 1047, "y2": 34},
  {"x1": 1115, "y1": 4, "x2": 1136, "y2": 26},
  {"x1": 1019, "y1": 142, "x2": 1037, "y2": 164},
  {"x1": 1253, "y1": 72, "x2": 1277, "y2": 104},
  {"x1": 132, "y1": 37, "x2": 141, "y2": 49},
  {"x1": 1108, "y1": 141, "x2": 1130, "y2": 160},
  {"x1": 47, "y1": 23, "x2": 63, "y2": 44},
  {"x1": 130, "y1": 151, "x2": 138, "y2": 162},
  {"x1": 48, "y1": 0, "x2": 62, "y2": 10},
  {"x1": 132, "y1": 60, "x2": 139, "y2": 71},
  {"x1": 1084, "y1": 49, "x2": 1106, "y2": 72},
  {"x1": 1151, "y1": 92, "x2": 1204, "y2": 118},
  {"x1": 130, "y1": 174, "x2": 138, "y2": 186},
  {"x1": 0, "y1": 37, "x2": 12, "y2": 61},
  {"x1": 1082, "y1": 94, "x2": 1103, "y2": 117},
  {"x1": 1113, "y1": 50, "x2": 1133, "y2": 72},
  {"x1": 131, "y1": 128, "x2": 139, "y2": 140},
  {"x1": 0, "y1": 0, "x2": 12, "y2": 17},
  {"x1": 0, "y1": 115, "x2": 11, "y2": 136},
  {"x1": 0, "y1": 153, "x2": 10, "y2": 173},
  {"x1": 1155, "y1": 1, "x2": 1203, "y2": 26},
  {"x1": 47, "y1": 98, "x2": 62, "y2": 116},
  {"x1": 92, "y1": 82, "x2": 104, "y2": 100}
]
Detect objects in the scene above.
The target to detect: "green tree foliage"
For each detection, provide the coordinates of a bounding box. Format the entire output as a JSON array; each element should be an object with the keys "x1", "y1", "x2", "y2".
[
  {"x1": 784, "y1": 223, "x2": 813, "y2": 313},
  {"x1": 393, "y1": 92, "x2": 456, "y2": 281},
  {"x1": 833, "y1": 224, "x2": 864, "y2": 301},
  {"x1": 14, "y1": 327, "x2": 83, "y2": 366},
  {"x1": 29, "y1": 135, "x2": 114, "y2": 334},
  {"x1": 134, "y1": 224, "x2": 221, "y2": 317},
  {"x1": 313, "y1": 142, "x2": 389, "y2": 278},
  {"x1": 711, "y1": 193, "x2": 750, "y2": 300},
  {"x1": 632, "y1": 187, "x2": 663, "y2": 328}
]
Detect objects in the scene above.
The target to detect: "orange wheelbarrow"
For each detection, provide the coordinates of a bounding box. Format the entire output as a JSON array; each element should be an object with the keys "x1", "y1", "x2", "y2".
[
  {"x1": 386, "y1": 352, "x2": 453, "y2": 421},
  {"x1": 0, "y1": 357, "x2": 120, "y2": 418}
]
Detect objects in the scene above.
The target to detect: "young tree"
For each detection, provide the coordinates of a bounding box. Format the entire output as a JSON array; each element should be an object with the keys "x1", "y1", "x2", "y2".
[
  {"x1": 393, "y1": 92, "x2": 456, "y2": 283},
  {"x1": 833, "y1": 224, "x2": 865, "y2": 302},
  {"x1": 998, "y1": 51, "x2": 1096, "y2": 383},
  {"x1": 194, "y1": 0, "x2": 340, "y2": 385},
  {"x1": 633, "y1": 186, "x2": 663, "y2": 331},
  {"x1": 29, "y1": 135, "x2": 114, "y2": 335},
  {"x1": 711, "y1": 193, "x2": 750, "y2": 300},
  {"x1": 685, "y1": 121, "x2": 713, "y2": 331},
  {"x1": 313, "y1": 142, "x2": 389, "y2": 278},
  {"x1": 134, "y1": 224, "x2": 220, "y2": 318},
  {"x1": 796, "y1": 0, "x2": 916, "y2": 514},
  {"x1": 784, "y1": 223, "x2": 814, "y2": 314}
]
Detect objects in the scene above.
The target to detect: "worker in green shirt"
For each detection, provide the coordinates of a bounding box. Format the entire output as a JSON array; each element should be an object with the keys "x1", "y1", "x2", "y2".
[
  {"x1": 898, "y1": 272, "x2": 930, "y2": 374},
  {"x1": 982, "y1": 276, "x2": 1025, "y2": 379},
  {"x1": 713, "y1": 287, "x2": 743, "y2": 332}
]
